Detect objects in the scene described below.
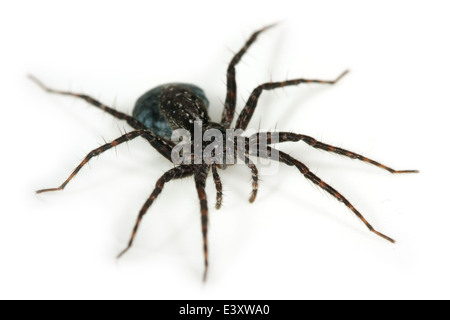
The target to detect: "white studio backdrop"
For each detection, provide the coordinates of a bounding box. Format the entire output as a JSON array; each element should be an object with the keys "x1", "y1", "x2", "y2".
[{"x1": 0, "y1": 0, "x2": 449, "y2": 299}]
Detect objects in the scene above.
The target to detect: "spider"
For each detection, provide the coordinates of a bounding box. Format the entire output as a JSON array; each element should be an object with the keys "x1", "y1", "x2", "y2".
[{"x1": 31, "y1": 24, "x2": 418, "y2": 281}]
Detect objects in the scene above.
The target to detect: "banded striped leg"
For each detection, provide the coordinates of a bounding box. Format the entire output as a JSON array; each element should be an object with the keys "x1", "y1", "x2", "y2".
[
  {"x1": 211, "y1": 164, "x2": 223, "y2": 209},
  {"x1": 117, "y1": 165, "x2": 195, "y2": 258},
  {"x1": 236, "y1": 70, "x2": 349, "y2": 130},
  {"x1": 36, "y1": 130, "x2": 153, "y2": 194},
  {"x1": 221, "y1": 24, "x2": 276, "y2": 128},
  {"x1": 251, "y1": 132, "x2": 418, "y2": 174},
  {"x1": 237, "y1": 150, "x2": 259, "y2": 203},
  {"x1": 257, "y1": 145, "x2": 396, "y2": 243},
  {"x1": 29, "y1": 75, "x2": 175, "y2": 161},
  {"x1": 29, "y1": 75, "x2": 145, "y2": 129},
  {"x1": 194, "y1": 165, "x2": 211, "y2": 282}
]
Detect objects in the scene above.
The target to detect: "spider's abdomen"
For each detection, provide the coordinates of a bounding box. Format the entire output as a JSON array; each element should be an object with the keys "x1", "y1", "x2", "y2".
[{"x1": 133, "y1": 83, "x2": 209, "y2": 139}]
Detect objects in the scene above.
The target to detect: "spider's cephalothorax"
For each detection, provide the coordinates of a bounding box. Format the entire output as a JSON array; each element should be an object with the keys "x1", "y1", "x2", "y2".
[
  {"x1": 159, "y1": 85, "x2": 210, "y2": 131},
  {"x1": 31, "y1": 24, "x2": 418, "y2": 281}
]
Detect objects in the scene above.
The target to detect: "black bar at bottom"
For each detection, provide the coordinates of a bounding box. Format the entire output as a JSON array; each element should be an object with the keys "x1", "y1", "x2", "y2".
[{"x1": 148, "y1": 300, "x2": 299, "y2": 318}]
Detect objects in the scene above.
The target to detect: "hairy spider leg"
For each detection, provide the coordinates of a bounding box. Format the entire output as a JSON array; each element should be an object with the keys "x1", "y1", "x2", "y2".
[
  {"x1": 117, "y1": 165, "x2": 195, "y2": 259},
  {"x1": 221, "y1": 24, "x2": 277, "y2": 128},
  {"x1": 237, "y1": 144, "x2": 259, "y2": 203},
  {"x1": 235, "y1": 71, "x2": 349, "y2": 130},
  {"x1": 28, "y1": 75, "x2": 175, "y2": 161},
  {"x1": 252, "y1": 143, "x2": 396, "y2": 243},
  {"x1": 252, "y1": 132, "x2": 419, "y2": 174},
  {"x1": 194, "y1": 165, "x2": 211, "y2": 282},
  {"x1": 36, "y1": 130, "x2": 157, "y2": 193},
  {"x1": 211, "y1": 164, "x2": 223, "y2": 209}
]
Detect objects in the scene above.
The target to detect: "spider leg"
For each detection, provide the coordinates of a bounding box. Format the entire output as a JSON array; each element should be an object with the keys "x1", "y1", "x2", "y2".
[
  {"x1": 29, "y1": 75, "x2": 145, "y2": 129},
  {"x1": 193, "y1": 165, "x2": 211, "y2": 282},
  {"x1": 211, "y1": 164, "x2": 223, "y2": 209},
  {"x1": 29, "y1": 75, "x2": 175, "y2": 161},
  {"x1": 221, "y1": 24, "x2": 277, "y2": 128},
  {"x1": 255, "y1": 144, "x2": 395, "y2": 243},
  {"x1": 117, "y1": 165, "x2": 195, "y2": 259},
  {"x1": 236, "y1": 70, "x2": 349, "y2": 130},
  {"x1": 36, "y1": 130, "x2": 155, "y2": 193},
  {"x1": 237, "y1": 149, "x2": 259, "y2": 203},
  {"x1": 251, "y1": 132, "x2": 418, "y2": 174}
]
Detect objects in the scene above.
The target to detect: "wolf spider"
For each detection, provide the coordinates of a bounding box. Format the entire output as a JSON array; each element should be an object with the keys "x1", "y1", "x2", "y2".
[{"x1": 31, "y1": 24, "x2": 417, "y2": 281}]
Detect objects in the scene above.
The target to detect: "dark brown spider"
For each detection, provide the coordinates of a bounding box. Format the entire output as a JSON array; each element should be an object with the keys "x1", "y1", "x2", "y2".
[{"x1": 31, "y1": 25, "x2": 418, "y2": 281}]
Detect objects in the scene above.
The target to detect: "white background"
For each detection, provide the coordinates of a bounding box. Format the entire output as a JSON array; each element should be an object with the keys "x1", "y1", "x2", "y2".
[{"x1": 1, "y1": 0, "x2": 449, "y2": 299}]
